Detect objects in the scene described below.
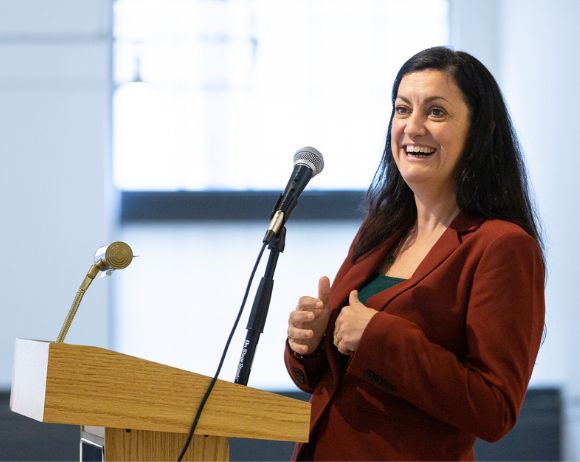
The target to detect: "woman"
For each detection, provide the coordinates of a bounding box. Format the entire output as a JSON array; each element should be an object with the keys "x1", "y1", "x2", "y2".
[{"x1": 285, "y1": 47, "x2": 545, "y2": 461}]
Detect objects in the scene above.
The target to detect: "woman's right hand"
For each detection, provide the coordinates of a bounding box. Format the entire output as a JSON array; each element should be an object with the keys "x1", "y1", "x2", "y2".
[{"x1": 287, "y1": 276, "x2": 331, "y2": 355}]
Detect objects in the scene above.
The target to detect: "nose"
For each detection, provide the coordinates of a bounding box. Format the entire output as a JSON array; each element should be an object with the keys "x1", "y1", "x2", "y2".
[{"x1": 404, "y1": 112, "x2": 427, "y2": 138}]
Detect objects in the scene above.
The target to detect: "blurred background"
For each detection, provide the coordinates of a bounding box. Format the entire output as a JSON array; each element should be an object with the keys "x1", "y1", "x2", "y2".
[{"x1": 0, "y1": 0, "x2": 577, "y2": 460}]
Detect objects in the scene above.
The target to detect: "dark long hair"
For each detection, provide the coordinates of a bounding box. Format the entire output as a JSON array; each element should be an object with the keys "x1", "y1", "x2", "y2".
[{"x1": 352, "y1": 46, "x2": 544, "y2": 262}]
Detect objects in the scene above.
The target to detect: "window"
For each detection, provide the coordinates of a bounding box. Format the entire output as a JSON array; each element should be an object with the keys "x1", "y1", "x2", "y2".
[{"x1": 113, "y1": 0, "x2": 449, "y2": 192}]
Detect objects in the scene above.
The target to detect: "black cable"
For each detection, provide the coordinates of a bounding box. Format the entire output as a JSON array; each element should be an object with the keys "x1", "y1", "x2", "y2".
[{"x1": 177, "y1": 241, "x2": 268, "y2": 461}]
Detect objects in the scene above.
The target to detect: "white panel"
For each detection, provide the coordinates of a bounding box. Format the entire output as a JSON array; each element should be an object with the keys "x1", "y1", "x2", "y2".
[
  {"x1": 0, "y1": 43, "x2": 109, "y2": 84},
  {"x1": 10, "y1": 339, "x2": 50, "y2": 421},
  {"x1": 498, "y1": 0, "x2": 580, "y2": 384},
  {"x1": 0, "y1": 0, "x2": 112, "y2": 391},
  {"x1": 0, "y1": 87, "x2": 111, "y2": 388},
  {"x1": 0, "y1": 0, "x2": 108, "y2": 36},
  {"x1": 497, "y1": 0, "x2": 580, "y2": 457},
  {"x1": 449, "y1": 0, "x2": 500, "y2": 77}
]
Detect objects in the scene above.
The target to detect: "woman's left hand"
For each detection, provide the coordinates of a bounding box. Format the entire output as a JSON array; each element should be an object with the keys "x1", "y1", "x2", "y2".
[{"x1": 333, "y1": 290, "x2": 377, "y2": 355}]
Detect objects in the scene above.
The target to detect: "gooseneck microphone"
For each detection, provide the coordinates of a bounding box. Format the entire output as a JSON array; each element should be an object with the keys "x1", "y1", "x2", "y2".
[
  {"x1": 263, "y1": 146, "x2": 324, "y2": 244},
  {"x1": 93, "y1": 241, "x2": 134, "y2": 272},
  {"x1": 56, "y1": 241, "x2": 133, "y2": 343}
]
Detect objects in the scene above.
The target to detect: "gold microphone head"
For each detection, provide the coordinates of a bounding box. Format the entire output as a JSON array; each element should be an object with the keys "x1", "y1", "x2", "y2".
[{"x1": 95, "y1": 241, "x2": 133, "y2": 270}]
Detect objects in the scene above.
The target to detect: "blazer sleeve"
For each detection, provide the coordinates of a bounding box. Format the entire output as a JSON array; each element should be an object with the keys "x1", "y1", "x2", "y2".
[
  {"x1": 347, "y1": 231, "x2": 545, "y2": 442},
  {"x1": 284, "y1": 340, "x2": 328, "y2": 393}
]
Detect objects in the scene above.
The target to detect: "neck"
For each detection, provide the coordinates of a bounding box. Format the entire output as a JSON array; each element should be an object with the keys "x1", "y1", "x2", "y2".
[{"x1": 412, "y1": 189, "x2": 460, "y2": 239}]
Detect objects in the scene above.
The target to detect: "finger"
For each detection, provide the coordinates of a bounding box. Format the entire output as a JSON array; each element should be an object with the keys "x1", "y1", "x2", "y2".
[
  {"x1": 287, "y1": 325, "x2": 314, "y2": 340},
  {"x1": 289, "y1": 310, "x2": 315, "y2": 325},
  {"x1": 335, "y1": 307, "x2": 347, "y2": 329},
  {"x1": 289, "y1": 340, "x2": 310, "y2": 355},
  {"x1": 318, "y1": 276, "x2": 331, "y2": 305},
  {"x1": 349, "y1": 289, "x2": 360, "y2": 306},
  {"x1": 297, "y1": 296, "x2": 322, "y2": 310},
  {"x1": 335, "y1": 339, "x2": 352, "y2": 356},
  {"x1": 334, "y1": 315, "x2": 342, "y2": 332},
  {"x1": 332, "y1": 326, "x2": 340, "y2": 340},
  {"x1": 335, "y1": 335, "x2": 353, "y2": 355}
]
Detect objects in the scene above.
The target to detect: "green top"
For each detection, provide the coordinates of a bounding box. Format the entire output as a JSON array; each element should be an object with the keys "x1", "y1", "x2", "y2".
[{"x1": 358, "y1": 273, "x2": 406, "y2": 304}]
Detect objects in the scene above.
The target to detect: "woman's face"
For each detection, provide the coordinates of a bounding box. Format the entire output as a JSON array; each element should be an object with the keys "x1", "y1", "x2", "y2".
[{"x1": 390, "y1": 69, "x2": 470, "y2": 196}]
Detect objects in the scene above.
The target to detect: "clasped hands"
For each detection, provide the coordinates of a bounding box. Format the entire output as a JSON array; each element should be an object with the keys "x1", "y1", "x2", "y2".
[{"x1": 287, "y1": 276, "x2": 377, "y2": 356}]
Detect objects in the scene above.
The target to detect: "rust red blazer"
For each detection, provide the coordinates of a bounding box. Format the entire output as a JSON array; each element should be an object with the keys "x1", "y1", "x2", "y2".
[{"x1": 284, "y1": 213, "x2": 545, "y2": 461}]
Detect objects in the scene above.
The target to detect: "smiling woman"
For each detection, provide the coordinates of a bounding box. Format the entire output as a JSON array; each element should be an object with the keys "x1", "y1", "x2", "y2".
[{"x1": 284, "y1": 47, "x2": 545, "y2": 461}]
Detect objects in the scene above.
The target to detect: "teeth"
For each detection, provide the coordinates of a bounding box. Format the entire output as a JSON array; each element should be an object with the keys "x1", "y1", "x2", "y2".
[{"x1": 406, "y1": 145, "x2": 435, "y2": 154}]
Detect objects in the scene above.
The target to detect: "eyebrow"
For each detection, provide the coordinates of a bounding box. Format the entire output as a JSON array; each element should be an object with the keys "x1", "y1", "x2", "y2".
[{"x1": 396, "y1": 95, "x2": 451, "y2": 105}]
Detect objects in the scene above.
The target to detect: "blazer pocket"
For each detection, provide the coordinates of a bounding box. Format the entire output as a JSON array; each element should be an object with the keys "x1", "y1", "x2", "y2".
[
  {"x1": 362, "y1": 368, "x2": 398, "y2": 394},
  {"x1": 343, "y1": 374, "x2": 450, "y2": 432}
]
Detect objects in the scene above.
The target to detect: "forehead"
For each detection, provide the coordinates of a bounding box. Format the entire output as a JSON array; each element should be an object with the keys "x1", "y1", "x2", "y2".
[{"x1": 396, "y1": 69, "x2": 466, "y2": 104}]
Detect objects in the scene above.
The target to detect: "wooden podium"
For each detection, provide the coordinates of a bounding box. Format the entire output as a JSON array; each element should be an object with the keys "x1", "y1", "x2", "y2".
[{"x1": 10, "y1": 338, "x2": 310, "y2": 461}]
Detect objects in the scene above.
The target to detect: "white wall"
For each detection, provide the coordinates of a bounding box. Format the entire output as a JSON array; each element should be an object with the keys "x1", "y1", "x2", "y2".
[
  {"x1": 451, "y1": 0, "x2": 568, "y2": 389},
  {"x1": 449, "y1": 0, "x2": 500, "y2": 77},
  {"x1": 452, "y1": 0, "x2": 580, "y2": 457},
  {"x1": 499, "y1": 2, "x2": 580, "y2": 458},
  {"x1": 0, "y1": 0, "x2": 112, "y2": 389}
]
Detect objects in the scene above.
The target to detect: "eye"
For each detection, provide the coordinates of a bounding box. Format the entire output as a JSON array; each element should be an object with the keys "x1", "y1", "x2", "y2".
[
  {"x1": 395, "y1": 105, "x2": 411, "y2": 117},
  {"x1": 428, "y1": 107, "x2": 447, "y2": 118}
]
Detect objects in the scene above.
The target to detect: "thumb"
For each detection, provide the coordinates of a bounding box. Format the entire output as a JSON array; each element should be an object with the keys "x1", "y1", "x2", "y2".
[
  {"x1": 349, "y1": 289, "x2": 361, "y2": 305},
  {"x1": 318, "y1": 276, "x2": 331, "y2": 305}
]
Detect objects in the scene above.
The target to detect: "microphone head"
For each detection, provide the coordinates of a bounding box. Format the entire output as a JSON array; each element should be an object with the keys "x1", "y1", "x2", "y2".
[
  {"x1": 294, "y1": 146, "x2": 324, "y2": 177},
  {"x1": 94, "y1": 241, "x2": 133, "y2": 270}
]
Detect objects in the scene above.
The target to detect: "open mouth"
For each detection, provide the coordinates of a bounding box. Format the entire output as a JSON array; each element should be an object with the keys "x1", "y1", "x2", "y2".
[{"x1": 405, "y1": 145, "x2": 436, "y2": 158}]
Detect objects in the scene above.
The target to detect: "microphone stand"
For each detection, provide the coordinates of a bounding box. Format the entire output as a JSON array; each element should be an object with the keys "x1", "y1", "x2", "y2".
[{"x1": 235, "y1": 227, "x2": 286, "y2": 385}]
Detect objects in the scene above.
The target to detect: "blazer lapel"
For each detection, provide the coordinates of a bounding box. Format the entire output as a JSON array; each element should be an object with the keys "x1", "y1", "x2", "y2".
[
  {"x1": 327, "y1": 234, "x2": 398, "y2": 312},
  {"x1": 366, "y1": 212, "x2": 484, "y2": 311}
]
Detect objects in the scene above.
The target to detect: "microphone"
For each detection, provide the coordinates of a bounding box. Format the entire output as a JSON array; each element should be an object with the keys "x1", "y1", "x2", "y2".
[
  {"x1": 263, "y1": 146, "x2": 324, "y2": 243},
  {"x1": 56, "y1": 241, "x2": 134, "y2": 343},
  {"x1": 94, "y1": 241, "x2": 134, "y2": 272}
]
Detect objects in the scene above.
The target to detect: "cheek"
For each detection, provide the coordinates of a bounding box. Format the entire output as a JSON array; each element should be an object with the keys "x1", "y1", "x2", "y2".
[
  {"x1": 391, "y1": 119, "x2": 403, "y2": 139},
  {"x1": 390, "y1": 138, "x2": 402, "y2": 168},
  {"x1": 390, "y1": 121, "x2": 403, "y2": 152},
  {"x1": 445, "y1": 120, "x2": 470, "y2": 161},
  {"x1": 446, "y1": 133, "x2": 468, "y2": 166},
  {"x1": 435, "y1": 127, "x2": 462, "y2": 159}
]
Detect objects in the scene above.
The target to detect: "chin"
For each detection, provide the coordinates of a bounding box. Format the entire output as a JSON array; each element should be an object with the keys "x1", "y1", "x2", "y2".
[
  {"x1": 399, "y1": 169, "x2": 431, "y2": 184},
  {"x1": 400, "y1": 174, "x2": 436, "y2": 191}
]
